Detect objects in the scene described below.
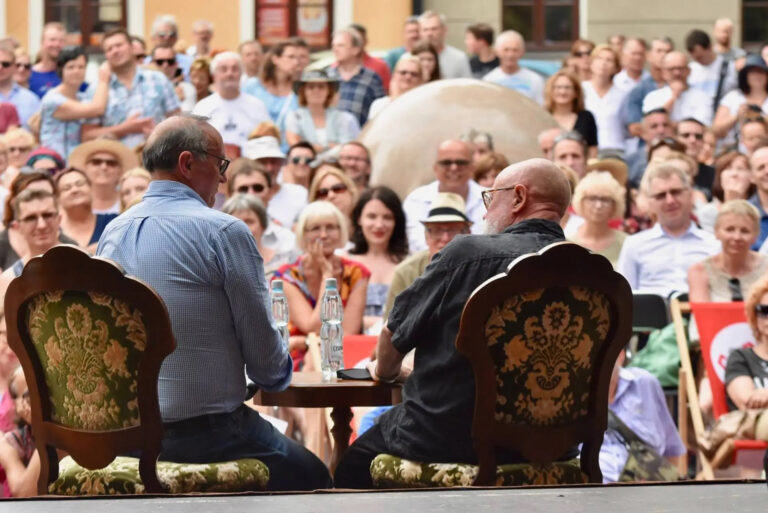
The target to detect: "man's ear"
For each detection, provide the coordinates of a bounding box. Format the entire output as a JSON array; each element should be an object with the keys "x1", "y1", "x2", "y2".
[
  {"x1": 510, "y1": 184, "x2": 527, "y2": 212},
  {"x1": 177, "y1": 150, "x2": 194, "y2": 179}
]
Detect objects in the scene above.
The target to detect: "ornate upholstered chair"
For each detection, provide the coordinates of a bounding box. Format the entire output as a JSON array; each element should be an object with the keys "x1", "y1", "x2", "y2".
[
  {"x1": 370, "y1": 242, "x2": 632, "y2": 487},
  {"x1": 6, "y1": 245, "x2": 269, "y2": 495}
]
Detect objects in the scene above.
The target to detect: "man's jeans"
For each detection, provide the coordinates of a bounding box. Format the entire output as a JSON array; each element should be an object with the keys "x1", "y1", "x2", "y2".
[{"x1": 160, "y1": 405, "x2": 332, "y2": 491}]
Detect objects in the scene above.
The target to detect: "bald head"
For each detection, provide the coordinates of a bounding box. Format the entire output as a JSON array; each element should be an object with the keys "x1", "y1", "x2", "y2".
[
  {"x1": 143, "y1": 114, "x2": 216, "y2": 173},
  {"x1": 484, "y1": 158, "x2": 571, "y2": 233}
]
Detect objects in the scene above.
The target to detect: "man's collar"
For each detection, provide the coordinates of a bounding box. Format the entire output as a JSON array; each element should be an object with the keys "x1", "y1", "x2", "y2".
[
  {"x1": 501, "y1": 218, "x2": 565, "y2": 237},
  {"x1": 144, "y1": 179, "x2": 208, "y2": 206}
]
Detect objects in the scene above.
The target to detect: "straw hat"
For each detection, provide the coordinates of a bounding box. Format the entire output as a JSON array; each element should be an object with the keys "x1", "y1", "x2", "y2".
[
  {"x1": 68, "y1": 139, "x2": 139, "y2": 171},
  {"x1": 585, "y1": 158, "x2": 628, "y2": 187},
  {"x1": 421, "y1": 192, "x2": 471, "y2": 224}
]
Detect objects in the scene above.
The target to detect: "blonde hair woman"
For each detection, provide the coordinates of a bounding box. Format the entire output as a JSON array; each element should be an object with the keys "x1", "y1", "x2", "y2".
[
  {"x1": 568, "y1": 171, "x2": 626, "y2": 266},
  {"x1": 119, "y1": 167, "x2": 151, "y2": 211},
  {"x1": 308, "y1": 165, "x2": 358, "y2": 222}
]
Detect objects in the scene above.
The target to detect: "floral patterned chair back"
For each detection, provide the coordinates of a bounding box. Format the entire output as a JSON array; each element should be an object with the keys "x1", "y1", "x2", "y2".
[
  {"x1": 455, "y1": 242, "x2": 632, "y2": 485},
  {"x1": 6, "y1": 246, "x2": 176, "y2": 494}
]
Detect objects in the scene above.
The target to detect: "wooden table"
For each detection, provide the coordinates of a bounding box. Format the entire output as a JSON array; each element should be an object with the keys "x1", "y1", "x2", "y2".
[{"x1": 254, "y1": 372, "x2": 402, "y2": 472}]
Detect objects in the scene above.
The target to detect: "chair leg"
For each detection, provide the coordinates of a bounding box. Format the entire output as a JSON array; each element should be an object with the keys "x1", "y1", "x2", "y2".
[
  {"x1": 36, "y1": 445, "x2": 57, "y2": 495},
  {"x1": 139, "y1": 448, "x2": 165, "y2": 493}
]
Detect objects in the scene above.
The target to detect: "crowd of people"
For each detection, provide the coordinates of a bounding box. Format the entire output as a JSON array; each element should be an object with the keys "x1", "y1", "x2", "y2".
[{"x1": 0, "y1": 9, "x2": 766, "y2": 496}]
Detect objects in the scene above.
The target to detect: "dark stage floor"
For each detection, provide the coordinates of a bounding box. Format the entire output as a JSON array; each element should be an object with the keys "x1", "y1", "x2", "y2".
[{"x1": 2, "y1": 482, "x2": 766, "y2": 513}]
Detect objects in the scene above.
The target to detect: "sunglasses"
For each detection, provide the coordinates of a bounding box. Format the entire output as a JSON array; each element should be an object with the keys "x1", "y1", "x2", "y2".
[
  {"x1": 678, "y1": 132, "x2": 703, "y2": 141},
  {"x1": 154, "y1": 58, "x2": 176, "y2": 66},
  {"x1": 156, "y1": 31, "x2": 177, "y2": 38},
  {"x1": 574, "y1": 51, "x2": 591, "y2": 57},
  {"x1": 316, "y1": 183, "x2": 348, "y2": 199},
  {"x1": 397, "y1": 70, "x2": 421, "y2": 78},
  {"x1": 15, "y1": 63, "x2": 31, "y2": 70},
  {"x1": 88, "y1": 158, "x2": 119, "y2": 167},
  {"x1": 755, "y1": 303, "x2": 768, "y2": 317},
  {"x1": 290, "y1": 156, "x2": 312, "y2": 165},
  {"x1": 237, "y1": 183, "x2": 266, "y2": 194},
  {"x1": 437, "y1": 159, "x2": 470, "y2": 168},
  {"x1": 0, "y1": 61, "x2": 13, "y2": 69}
]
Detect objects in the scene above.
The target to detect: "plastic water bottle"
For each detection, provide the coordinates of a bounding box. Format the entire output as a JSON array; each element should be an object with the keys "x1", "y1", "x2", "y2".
[
  {"x1": 271, "y1": 280, "x2": 290, "y2": 345},
  {"x1": 320, "y1": 278, "x2": 344, "y2": 382}
]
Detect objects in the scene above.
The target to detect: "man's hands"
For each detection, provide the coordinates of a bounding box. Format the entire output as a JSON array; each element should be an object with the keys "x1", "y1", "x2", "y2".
[{"x1": 366, "y1": 359, "x2": 412, "y2": 383}]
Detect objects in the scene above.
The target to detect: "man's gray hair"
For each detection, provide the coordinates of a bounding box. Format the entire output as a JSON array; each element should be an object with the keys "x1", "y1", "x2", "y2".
[
  {"x1": 142, "y1": 114, "x2": 211, "y2": 173},
  {"x1": 210, "y1": 51, "x2": 243, "y2": 75},
  {"x1": 333, "y1": 28, "x2": 362, "y2": 48},
  {"x1": 640, "y1": 162, "x2": 691, "y2": 195},
  {"x1": 152, "y1": 15, "x2": 179, "y2": 36},
  {"x1": 221, "y1": 194, "x2": 269, "y2": 231},
  {"x1": 193, "y1": 19, "x2": 214, "y2": 32},
  {"x1": 418, "y1": 10, "x2": 446, "y2": 27}
]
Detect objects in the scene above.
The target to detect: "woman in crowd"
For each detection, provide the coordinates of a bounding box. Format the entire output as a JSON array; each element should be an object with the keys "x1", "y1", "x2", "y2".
[
  {"x1": 581, "y1": 45, "x2": 627, "y2": 152},
  {"x1": 368, "y1": 54, "x2": 424, "y2": 120},
  {"x1": 118, "y1": 167, "x2": 151, "y2": 211},
  {"x1": 697, "y1": 152, "x2": 754, "y2": 233},
  {"x1": 284, "y1": 70, "x2": 359, "y2": 152},
  {"x1": 68, "y1": 139, "x2": 138, "y2": 214},
  {"x1": 712, "y1": 55, "x2": 768, "y2": 147},
  {"x1": 273, "y1": 201, "x2": 369, "y2": 365},
  {"x1": 221, "y1": 194, "x2": 299, "y2": 280},
  {"x1": 189, "y1": 57, "x2": 212, "y2": 103},
  {"x1": 2, "y1": 128, "x2": 36, "y2": 186},
  {"x1": 54, "y1": 167, "x2": 117, "y2": 252},
  {"x1": 570, "y1": 39, "x2": 595, "y2": 82},
  {"x1": 568, "y1": 171, "x2": 627, "y2": 267},
  {"x1": 13, "y1": 49, "x2": 31, "y2": 90},
  {"x1": 39, "y1": 46, "x2": 111, "y2": 159},
  {"x1": 308, "y1": 166, "x2": 358, "y2": 228},
  {"x1": 545, "y1": 70, "x2": 598, "y2": 157},
  {"x1": 0, "y1": 313, "x2": 18, "y2": 434},
  {"x1": 411, "y1": 41, "x2": 441, "y2": 82},
  {"x1": 689, "y1": 200, "x2": 768, "y2": 303},
  {"x1": 474, "y1": 152, "x2": 509, "y2": 188},
  {"x1": 725, "y1": 275, "x2": 768, "y2": 426},
  {"x1": 347, "y1": 186, "x2": 408, "y2": 331},
  {"x1": 244, "y1": 40, "x2": 300, "y2": 135},
  {"x1": 24, "y1": 147, "x2": 65, "y2": 175},
  {"x1": 0, "y1": 367, "x2": 38, "y2": 497}
]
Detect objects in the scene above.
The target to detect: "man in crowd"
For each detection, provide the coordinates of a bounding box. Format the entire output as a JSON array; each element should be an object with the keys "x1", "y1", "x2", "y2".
[
  {"x1": 418, "y1": 11, "x2": 471, "y2": 79},
  {"x1": 608, "y1": 34, "x2": 626, "y2": 55},
  {"x1": 334, "y1": 158, "x2": 572, "y2": 488},
  {"x1": 614, "y1": 38, "x2": 649, "y2": 93},
  {"x1": 339, "y1": 141, "x2": 372, "y2": 193},
  {"x1": 483, "y1": 31, "x2": 544, "y2": 105},
  {"x1": 149, "y1": 15, "x2": 193, "y2": 80},
  {"x1": 328, "y1": 28, "x2": 385, "y2": 126},
  {"x1": 624, "y1": 37, "x2": 673, "y2": 141},
  {"x1": 713, "y1": 18, "x2": 746, "y2": 61},
  {"x1": 642, "y1": 51, "x2": 713, "y2": 125},
  {"x1": 675, "y1": 117, "x2": 715, "y2": 192},
  {"x1": 538, "y1": 127, "x2": 562, "y2": 159},
  {"x1": 384, "y1": 16, "x2": 421, "y2": 71},
  {"x1": 465, "y1": 23, "x2": 499, "y2": 79},
  {"x1": 82, "y1": 28, "x2": 180, "y2": 149},
  {"x1": 0, "y1": 45, "x2": 39, "y2": 129},
  {"x1": 625, "y1": 108, "x2": 674, "y2": 185},
  {"x1": 96, "y1": 115, "x2": 331, "y2": 491},
  {"x1": 749, "y1": 146, "x2": 768, "y2": 249},
  {"x1": 741, "y1": 118, "x2": 768, "y2": 157},
  {"x1": 239, "y1": 40, "x2": 264, "y2": 87},
  {"x1": 551, "y1": 131, "x2": 587, "y2": 178},
  {"x1": 685, "y1": 29, "x2": 737, "y2": 111},
  {"x1": 402, "y1": 139, "x2": 485, "y2": 252},
  {"x1": 617, "y1": 164, "x2": 720, "y2": 295},
  {"x1": 282, "y1": 141, "x2": 315, "y2": 190},
  {"x1": 29, "y1": 22, "x2": 64, "y2": 98},
  {"x1": 186, "y1": 19, "x2": 214, "y2": 59},
  {"x1": 383, "y1": 192, "x2": 472, "y2": 317},
  {"x1": 349, "y1": 23, "x2": 390, "y2": 91},
  {"x1": 152, "y1": 45, "x2": 197, "y2": 112},
  {"x1": 131, "y1": 36, "x2": 147, "y2": 61},
  {"x1": 192, "y1": 51, "x2": 269, "y2": 154}
]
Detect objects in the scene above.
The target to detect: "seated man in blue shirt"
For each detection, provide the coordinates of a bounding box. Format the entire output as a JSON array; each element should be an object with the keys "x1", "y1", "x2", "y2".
[{"x1": 96, "y1": 114, "x2": 331, "y2": 491}]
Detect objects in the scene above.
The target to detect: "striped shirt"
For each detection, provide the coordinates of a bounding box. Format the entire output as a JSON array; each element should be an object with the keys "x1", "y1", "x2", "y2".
[{"x1": 96, "y1": 180, "x2": 292, "y2": 422}]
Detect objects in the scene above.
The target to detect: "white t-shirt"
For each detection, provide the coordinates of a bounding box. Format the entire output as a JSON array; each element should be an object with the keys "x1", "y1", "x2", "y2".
[
  {"x1": 688, "y1": 55, "x2": 738, "y2": 105},
  {"x1": 642, "y1": 86, "x2": 714, "y2": 126},
  {"x1": 267, "y1": 182, "x2": 308, "y2": 228},
  {"x1": 483, "y1": 66, "x2": 544, "y2": 105},
  {"x1": 192, "y1": 93, "x2": 270, "y2": 152},
  {"x1": 613, "y1": 69, "x2": 650, "y2": 92},
  {"x1": 581, "y1": 81, "x2": 629, "y2": 150},
  {"x1": 439, "y1": 45, "x2": 472, "y2": 79},
  {"x1": 177, "y1": 81, "x2": 197, "y2": 113},
  {"x1": 718, "y1": 89, "x2": 768, "y2": 145}
]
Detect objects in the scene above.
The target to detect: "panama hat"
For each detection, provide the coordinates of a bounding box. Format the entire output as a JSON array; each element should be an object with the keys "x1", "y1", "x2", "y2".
[{"x1": 421, "y1": 192, "x2": 471, "y2": 224}]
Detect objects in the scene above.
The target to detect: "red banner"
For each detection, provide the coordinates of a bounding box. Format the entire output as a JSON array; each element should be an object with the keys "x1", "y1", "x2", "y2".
[{"x1": 690, "y1": 302, "x2": 755, "y2": 418}]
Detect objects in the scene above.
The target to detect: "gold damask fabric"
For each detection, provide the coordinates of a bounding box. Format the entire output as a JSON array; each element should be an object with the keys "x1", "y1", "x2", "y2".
[
  {"x1": 485, "y1": 286, "x2": 610, "y2": 425},
  {"x1": 26, "y1": 290, "x2": 147, "y2": 431}
]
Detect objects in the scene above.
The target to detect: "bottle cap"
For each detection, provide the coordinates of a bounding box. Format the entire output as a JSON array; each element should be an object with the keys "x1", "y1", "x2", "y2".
[
  {"x1": 325, "y1": 277, "x2": 338, "y2": 290},
  {"x1": 272, "y1": 279, "x2": 283, "y2": 292}
]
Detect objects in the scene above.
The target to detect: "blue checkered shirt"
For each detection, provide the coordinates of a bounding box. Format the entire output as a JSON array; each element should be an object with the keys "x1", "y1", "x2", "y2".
[
  {"x1": 86, "y1": 67, "x2": 180, "y2": 148},
  {"x1": 96, "y1": 180, "x2": 292, "y2": 422},
  {"x1": 327, "y1": 66, "x2": 385, "y2": 126}
]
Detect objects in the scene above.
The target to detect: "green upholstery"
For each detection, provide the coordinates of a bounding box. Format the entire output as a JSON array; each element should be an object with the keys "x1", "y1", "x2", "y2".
[
  {"x1": 370, "y1": 454, "x2": 586, "y2": 488},
  {"x1": 27, "y1": 290, "x2": 146, "y2": 430},
  {"x1": 50, "y1": 456, "x2": 269, "y2": 495},
  {"x1": 486, "y1": 287, "x2": 610, "y2": 425}
]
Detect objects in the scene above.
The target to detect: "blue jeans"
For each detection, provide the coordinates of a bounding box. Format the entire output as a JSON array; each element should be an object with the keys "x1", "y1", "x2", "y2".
[{"x1": 160, "y1": 405, "x2": 332, "y2": 491}]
